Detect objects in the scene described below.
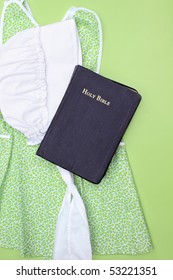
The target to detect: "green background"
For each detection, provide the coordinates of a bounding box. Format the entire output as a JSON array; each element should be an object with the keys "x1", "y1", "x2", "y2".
[{"x1": 0, "y1": 0, "x2": 173, "y2": 260}]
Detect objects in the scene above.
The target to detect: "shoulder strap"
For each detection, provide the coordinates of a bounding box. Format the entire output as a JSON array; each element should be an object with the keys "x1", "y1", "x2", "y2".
[
  {"x1": 0, "y1": 0, "x2": 38, "y2": 45},
  {"x1": 63, "y1": 7, "x2": 103, "y2": 73}
]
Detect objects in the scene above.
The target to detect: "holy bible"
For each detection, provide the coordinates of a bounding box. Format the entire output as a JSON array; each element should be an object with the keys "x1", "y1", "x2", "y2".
[{"x1": 37, "y1": 65, "x2": 141, "y2": 183}]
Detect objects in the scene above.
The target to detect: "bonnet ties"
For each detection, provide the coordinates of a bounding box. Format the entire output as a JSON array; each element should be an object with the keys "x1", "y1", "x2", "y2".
[{"x1": 53, "y1": 166, "x2": 92, "y2": 260}]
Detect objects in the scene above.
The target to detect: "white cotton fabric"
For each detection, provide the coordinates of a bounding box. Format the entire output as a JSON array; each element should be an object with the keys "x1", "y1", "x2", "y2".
[
  {"x1": 53, "y1": 167, "x2": 92, "y2": 260},
  {"x1": 0, "y1": 19, "x2": 82, "y2": 145}
]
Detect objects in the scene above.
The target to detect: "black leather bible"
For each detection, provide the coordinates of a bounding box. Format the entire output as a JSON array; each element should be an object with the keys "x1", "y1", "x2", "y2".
[{"x1": 37, "y1": 65, "x2": 141, "y2": 183}]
